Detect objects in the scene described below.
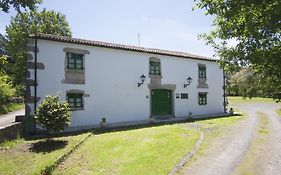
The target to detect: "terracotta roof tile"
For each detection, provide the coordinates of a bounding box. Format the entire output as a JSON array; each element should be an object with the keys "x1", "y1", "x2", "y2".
[{"x1": 30, "y1": 33, "x2": 217, "y2": 62}]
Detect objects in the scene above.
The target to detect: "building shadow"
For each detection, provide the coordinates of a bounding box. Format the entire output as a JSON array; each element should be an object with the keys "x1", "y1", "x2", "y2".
[
  {"x1": 92, "y1": 114, "x2": 242, "y2": 135},
  {"x1": 27, "y1": 114, "x2": 242, "y2": 139}
]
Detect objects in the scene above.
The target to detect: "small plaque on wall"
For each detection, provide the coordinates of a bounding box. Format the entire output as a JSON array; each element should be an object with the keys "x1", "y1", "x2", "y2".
[
  {"x1": 176, "y1": 93, "x2": 180, "y2": 98},
  {"x1": 181, "y1": 93, "x2": 188, "y2": 99}
]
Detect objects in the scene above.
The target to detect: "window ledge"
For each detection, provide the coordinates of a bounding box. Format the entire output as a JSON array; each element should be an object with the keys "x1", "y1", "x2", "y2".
[
  {"x1": 70, "y1": 107, "x2": 84, "y2": 111},
  {"x1": 61, "y1": 79, "x2": 85, "y2": 84},
  {"x1": 65, "y1": 69, "x2": 85, "y2": 73},
  {"x1": 149, "y1": 74, "x2": 162, "y2": 79}
]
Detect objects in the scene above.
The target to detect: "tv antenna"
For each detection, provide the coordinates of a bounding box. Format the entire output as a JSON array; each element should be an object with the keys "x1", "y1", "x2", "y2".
[{"x1": 138, "y1": 33, "x2": 141, "y2": 46}]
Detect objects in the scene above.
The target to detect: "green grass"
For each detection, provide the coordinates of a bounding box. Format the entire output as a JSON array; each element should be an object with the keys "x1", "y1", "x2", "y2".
[
  {"x1": 228, "y1": 96, "x2": 276, "y2": 105},
  {"x1": 0, "y1": 133, "x2": 90, "y2": 175},
  {"x1": 0, "y1": 103, "x2": 24, "y2": 116},
  {"x1": 53, "y1": 125, "x2": 200, "y2": 175},
  {"x1": 0, "y1": 138, "x2": 25, "y2": 149}
]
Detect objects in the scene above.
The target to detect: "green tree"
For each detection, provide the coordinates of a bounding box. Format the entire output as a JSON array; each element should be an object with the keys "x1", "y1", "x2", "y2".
[
  {"x1": 5, "y1": 9, "x2": 72, "y2": 84},
  {"x1": 227, "y1": 67, "x2": 280, "y2": 98},
  {"x1": 0, "y1": 0, "x2": 41, "y2": 13},
  {"x1": 0, "y1": 33, "x2": 7, "y2": 55},
  {"x1": 0, "y1": 34, "x2": 14, "y2": 78},
  {"x1": 0, "y1": 66, "x2": 15, "y2": 106},
  {"x1": 36, "y1": 94, "x2": 70, "y2": 135},
  {"x1": 194, "y1": 0, "x2": 281, "y2": 96},
  {"x1": 227, "y1": 67, "x2": 259, "y2": 98}
]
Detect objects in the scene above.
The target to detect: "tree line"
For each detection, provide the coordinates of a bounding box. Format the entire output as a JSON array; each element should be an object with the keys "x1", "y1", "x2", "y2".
[
  {"x1": 0, "y1": 0, "x2": 71, "y2": 113},
  {"x1": 1, "y1": 0, "x2": 280, "y2": 106}
]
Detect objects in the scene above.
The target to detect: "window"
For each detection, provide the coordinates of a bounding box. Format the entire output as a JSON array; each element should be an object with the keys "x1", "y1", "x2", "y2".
[
  {"x1": 67, "y1": 53, "x2": 83, "y2": 70},
  {"x1": 67, "y1": 93, "x2": 83, "y2": 108},
  {"x1": 198, "y1": 65, "x2": 206, "y2": 78},
  {"x1": 150, "y1": 61, "x2": 161, "y2": 75},
  {"x1": 198, "y1": 93, "x2": 207, "y2": 105}
]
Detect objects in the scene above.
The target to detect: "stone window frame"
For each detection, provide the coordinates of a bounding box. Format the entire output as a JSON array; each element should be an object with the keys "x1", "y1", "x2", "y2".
[
  {"x1": 198, "y1": 64, "x2": 207, "y2": 79},
  {"x1": 62, "y1": 48, "x2": 89, "y2": 85},
  {"x1": 198, "y1": 92, "x2": 208, "y2": 105},
  {"x1": 148, "y1": 57, "x2": 163, "y2": 86}
]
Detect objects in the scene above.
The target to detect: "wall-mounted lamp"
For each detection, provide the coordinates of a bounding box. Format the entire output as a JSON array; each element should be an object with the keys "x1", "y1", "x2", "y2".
[
  {"x1": 138, "y1": 74, "x2": 146, "y2": 87},
  {"x1": 184, "y1": 76, "x2": 192, "y2": 88}
]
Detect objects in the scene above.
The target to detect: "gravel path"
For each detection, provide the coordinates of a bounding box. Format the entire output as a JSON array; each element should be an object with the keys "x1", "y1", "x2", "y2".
[
  {"x1": 0, "y1": 109, "x2": 25, "y2": 128},
  {"x1": 182, "y1": 102, "x2": 281, "y2": 175}
]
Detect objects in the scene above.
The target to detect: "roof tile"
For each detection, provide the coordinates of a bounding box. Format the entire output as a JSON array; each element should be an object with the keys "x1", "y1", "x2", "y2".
[{"x1": 30, "y1": 33, "x2": 217, "y2": 62}]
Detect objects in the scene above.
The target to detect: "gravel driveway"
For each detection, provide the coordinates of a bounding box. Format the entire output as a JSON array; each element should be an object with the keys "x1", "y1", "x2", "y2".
[
  {"x1": 0, "y1": 109, "x2": 25, "y2": 128},
  {"x1": 182, "y1": 102, "x2": 281, "y2": 175}
]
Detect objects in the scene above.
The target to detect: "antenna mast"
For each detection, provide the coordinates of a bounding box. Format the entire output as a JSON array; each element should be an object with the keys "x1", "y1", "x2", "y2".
[{"x1": 138, "y1": 33, "x2": 141, "y2": 46}]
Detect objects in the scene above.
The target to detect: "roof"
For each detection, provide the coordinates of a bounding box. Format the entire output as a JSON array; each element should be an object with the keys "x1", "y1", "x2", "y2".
[{"x1": 30, "y1": 33, "x2": 217, "y2": 62}]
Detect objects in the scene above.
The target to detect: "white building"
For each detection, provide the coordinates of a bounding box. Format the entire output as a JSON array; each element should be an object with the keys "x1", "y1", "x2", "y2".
[{"x1": 25, "y1": 33, "x2": 226, "y2": 132}]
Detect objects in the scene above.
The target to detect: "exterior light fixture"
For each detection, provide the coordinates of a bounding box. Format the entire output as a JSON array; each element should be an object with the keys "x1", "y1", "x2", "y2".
[
  {"x1": 138, "y1": 74, "x2": 146, "y2": 87},
  {"x1": 184, "y1": 76, "x2": 192, "y2": 88}
]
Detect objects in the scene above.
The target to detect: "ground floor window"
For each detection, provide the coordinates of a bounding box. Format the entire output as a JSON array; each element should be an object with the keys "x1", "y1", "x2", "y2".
[
  {"x1": 67, "y1": 93, "x2": 83, "y2": 109},
  {"x1": 198, "y1": 93, "x2": 207, "y2": 105}
]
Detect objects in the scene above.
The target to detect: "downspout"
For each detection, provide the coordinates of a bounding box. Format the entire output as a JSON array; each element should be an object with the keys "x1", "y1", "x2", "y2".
[
  {"x1": 34, "y1": 36, "x2": 38, "y2": 113},
  {"x1": 33, "y1": 36, "x2": 38, "y2": 134},
  {"x1": 223, "y1": 69, "x2": 227, "y2": 113}
]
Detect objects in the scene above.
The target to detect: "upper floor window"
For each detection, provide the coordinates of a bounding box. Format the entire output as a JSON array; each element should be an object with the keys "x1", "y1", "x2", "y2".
[
  {"x1": 198, "y1": 64, "x2": 206, "y2": 79},
  {"x1": 150, "y1": 61, "x2": 161, "y2": 75},
  {"x1": 67, "y1": 93, "x2": 83, "y2": 109},
  {"x1": 67, "y1": 53, "x2": 83, "y2": 70},
  {"x1": 198, "y1": 93, "x2": 207, "y2": 105}
]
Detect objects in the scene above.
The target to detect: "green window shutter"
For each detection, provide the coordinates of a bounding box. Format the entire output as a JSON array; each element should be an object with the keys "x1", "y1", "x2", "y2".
[
  {"x1": 198, "y1": 65, "x2": 206, "y2": 78},
  {"x1": 150, "y1": 62, "x2": 161, "y2": 75},
  {"x1": 198, "y1": 93, "x2": 207, "y2": 105},
  {"x1": 67, "y1": 93, "x2": 83, "y2": 108},
  {"x1": 67, "y1": 53, "x2": 84, "y2": 70}
]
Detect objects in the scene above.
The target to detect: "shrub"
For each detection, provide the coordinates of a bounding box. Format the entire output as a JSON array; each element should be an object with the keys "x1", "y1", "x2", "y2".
[
  {"x1": 35, "y1": 94, "x2": 70, "y2": 134},
  {"x1": 0, "y1": 73, "x2": 15, "y2": 105}
]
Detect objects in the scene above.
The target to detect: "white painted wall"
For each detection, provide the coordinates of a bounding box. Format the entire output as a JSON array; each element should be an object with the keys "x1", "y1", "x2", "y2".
[{"x1": 33, "y1": 39, "x2": 225, "y2": 128}]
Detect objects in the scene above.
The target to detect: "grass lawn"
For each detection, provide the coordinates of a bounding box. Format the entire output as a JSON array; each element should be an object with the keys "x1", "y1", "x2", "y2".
[
  {"x1": 0, "y1": 103, "x2": 24, "y2": 116},
  {"x1": 0, "y1": 133, "x2": 90, "y2": 175},
  {"x1": 228, "y1": 96, "x2": 276, "y2": 105},
  {"x1": 53, "y1": 125, "x2": 200, "y2": 175}
]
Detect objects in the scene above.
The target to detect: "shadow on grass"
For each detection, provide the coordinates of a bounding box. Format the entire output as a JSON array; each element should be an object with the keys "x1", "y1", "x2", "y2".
[{"x1": 29, "y1": 139, "x2": 68, "y2": 153}]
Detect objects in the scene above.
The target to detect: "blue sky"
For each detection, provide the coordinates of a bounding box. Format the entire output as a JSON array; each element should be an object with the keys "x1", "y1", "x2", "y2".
[{"x1": 0, "y1": 0, "x2": 215, "y2": 57}]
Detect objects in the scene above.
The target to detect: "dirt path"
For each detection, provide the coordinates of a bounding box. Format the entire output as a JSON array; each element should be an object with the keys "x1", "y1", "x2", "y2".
[
  {"x1": 181, "y1": 103, "x2": 281, "y2": 175},
  {"x1": 260, "y1": 110, "x2": 281, "y2": 174},
  {"x1": 234, "y1": 104, "x2": 281, "y2": 175}
]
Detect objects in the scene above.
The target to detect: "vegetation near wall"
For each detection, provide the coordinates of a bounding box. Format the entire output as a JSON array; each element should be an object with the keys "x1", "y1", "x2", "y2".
[
  {"x1": 194, "y1": 0, "x2": 281, "y2": 98},
  {"x1": 0, "y1": 0, "x2": 72, "y2": 112},
  {"x1": 36, "y1": 94, "x2": 71, "y2": 135}
]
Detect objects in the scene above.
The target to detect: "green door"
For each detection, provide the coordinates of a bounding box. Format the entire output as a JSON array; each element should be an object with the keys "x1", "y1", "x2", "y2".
[{"x1": 151, "y1": 89, "x2": 172, "y2": 115}]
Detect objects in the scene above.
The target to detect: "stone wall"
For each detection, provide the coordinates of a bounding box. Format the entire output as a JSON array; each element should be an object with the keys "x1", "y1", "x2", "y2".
[{"x1": 0, "y1": 123, "x2": 23, "y2": 143}]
